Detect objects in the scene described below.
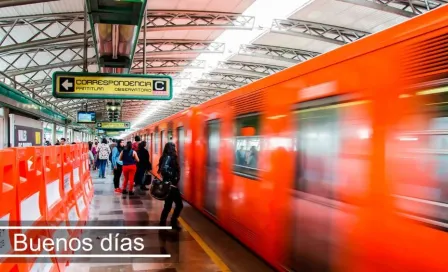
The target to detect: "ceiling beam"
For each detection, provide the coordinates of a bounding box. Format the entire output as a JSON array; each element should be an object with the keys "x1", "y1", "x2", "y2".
[
  {"x1": 194, "y1": 80, "x2": 242, "y2": 90},
  {"x1": 131, "y1": 59, "x2": 206, "y2": 72},
  {"x1": 144, "y1": 10, "x2": 255, "y2": 31},
  {"x1": 335, "y1": 0, "x2": 447, "y2": 17},
  {"x1": 135, "y1": 40, "x2": 225, "y2": 56},
  {"x1": 187, "y1": 86, "x2": 230, "y2": 93},
  {"x1": 238, "y1": 44, "x2": 320, "y2": 63},
  {"x1": 22, "y1": 79, "x2": 53, "y2": 90},
  {"x1": 216, "y1": 61, "x2": 284, "y2": 77},
  {"x1": 0, "y1": 42, "x2": 94, "y2": 57},
  {"x1": 0, "y1": 34, "x2": 91, "y2": 54},
  {"x1": 4, "y1": 58, "x2": 96, "y2": 76},
  {"x1": 271, "y1": 19, "x2": 370, "y2": 45},
  {"x1": 0, "y1": 0, "x2": 58, "y2": 8},
  {"x1": 196, "y1": 79, "x2": 245, "y2": 87},
  {"x1": 202, "y1": 72, "x2": 260, "y2": 84}
]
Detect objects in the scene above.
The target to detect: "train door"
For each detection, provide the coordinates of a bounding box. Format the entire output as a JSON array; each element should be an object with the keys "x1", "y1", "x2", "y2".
[
  {"x1": 288, "y1": 96, "x2": 370, "y2": 272},
  {"x1": 177, "y1": 127, "x2": 185, "y2": 193},
  {"x1": 204, "y1": 120, "x2": 220, "y2": 216},
  {"x1": 150, "y1": 133, "x2": 153, "y2": 165}
]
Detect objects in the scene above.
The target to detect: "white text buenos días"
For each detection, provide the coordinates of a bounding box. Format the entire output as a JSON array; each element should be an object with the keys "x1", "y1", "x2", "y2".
[{"x1": 13, "y1": 233, "x2": 144, "y2": 252}]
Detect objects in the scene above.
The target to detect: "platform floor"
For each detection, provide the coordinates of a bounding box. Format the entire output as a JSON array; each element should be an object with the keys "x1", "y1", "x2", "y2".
[{"x1": 66, "y1": 169, "x2": 274, "y2": 272}]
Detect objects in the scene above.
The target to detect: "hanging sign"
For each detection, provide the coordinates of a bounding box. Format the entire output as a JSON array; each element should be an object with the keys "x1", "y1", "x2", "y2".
[
  {"x1": 96, "y1": 122, "x2": 130, "y2": 130},
  {"x1": 53, "y1": 72, "x2": 173, "y2": 100}
]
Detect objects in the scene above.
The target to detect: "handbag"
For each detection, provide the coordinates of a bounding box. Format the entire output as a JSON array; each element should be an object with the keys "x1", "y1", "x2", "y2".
[{"x1": 150, "y1": 178, "x2": 171, "y2": 200}]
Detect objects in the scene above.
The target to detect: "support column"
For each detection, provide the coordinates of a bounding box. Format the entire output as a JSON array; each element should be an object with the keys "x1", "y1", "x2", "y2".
[
  {"x1": 52, "y1": 123, "x2": 57, "y2": 145},
  {"x1": 143, "y1": 8, "x2": 147, "y2": 74},
  {"x1": 83, "y1": 1, "x2": 88, "y2": 72}
]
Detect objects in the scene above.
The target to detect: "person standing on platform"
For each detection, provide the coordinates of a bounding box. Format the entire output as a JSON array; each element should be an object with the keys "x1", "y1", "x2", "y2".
[
  {"x1": 97, "y1": 138, "x2": 111, "y2": 179},
  {"x1": 136, "y1": 141, "x2": 151, "y2": 191},
  {"x1": 158, "y1": 142, "x2": 182, "y2": 230},
  {"x1": 112, "y1": 139, "x2": 124, "y2": 193},
  {"x1": 120, "y1": 141, "x2": 139, "y2": 196},
  {"x1": 88, "y1": 141, "x2": 95, "y2": 170},
  {"x1": 60, "y1": 138, "x2": 66, "y2": 145},
  {"x1": 132, "y1": 135, "x2": 141, "y2": 151},
  {"x1": 132, "y1": 135, "x2": 141, "y2": 185},
  {"x1": 109, "y1": 139, "x2": 117, "y2": 170}
]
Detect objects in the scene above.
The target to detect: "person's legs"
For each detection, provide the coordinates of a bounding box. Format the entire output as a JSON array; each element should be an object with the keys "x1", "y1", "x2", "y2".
[
  {"x1": 135, "y1": 167, "x2": 148, "y2": 190},
  {"x1": 122, "y1": 165, "x2": 130, "y2": 193},
  {"x1": 98, "y1": 159, "x2": 102, "y2": 177},
  {"x1": 171, "y1": 187, "x2": 183, "y2": 229},
  {"x1": 127, "y1": 165, "x2": 136, "y2": 194},
  {"x1": 100, "y1": 159, "x2": 107, "y2": 178},
  {"x1": 160, "y1": 190, "x2": 174, "y2": 226},
  {"x1": 113, "y1": 164, "x2": 122, "y2": 190}
]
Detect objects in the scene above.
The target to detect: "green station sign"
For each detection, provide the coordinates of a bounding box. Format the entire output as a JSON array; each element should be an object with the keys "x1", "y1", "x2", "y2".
[
  {"x1": 52, "y1": 72, "x2": 173, "y2": 100},
  {"x1": 105, "y1": 131, "x2": 121, "y2": 136},
  {"x1": 96, "y1": 121, "x2": 130, "y2": 130}
]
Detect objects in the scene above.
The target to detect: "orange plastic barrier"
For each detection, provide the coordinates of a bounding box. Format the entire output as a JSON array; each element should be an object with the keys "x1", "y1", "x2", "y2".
[
  {"x1": 81, "y1": 152, "x2": 94, "y2": 202},
  {"x1": 0, "y1": 144, "x2": 94, "y2": 272},
  {"x1": 0, "y1": 144, "x2": 94, "y2": 271},
  {"x1": 0, "y1": 149, "x2": 20, "y2": 272},
  {"x1": 43, "y1": 145, "x2": 70, "y2": 272}
]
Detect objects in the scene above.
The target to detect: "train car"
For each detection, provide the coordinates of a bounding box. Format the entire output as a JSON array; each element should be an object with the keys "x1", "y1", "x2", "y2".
[
  {"x1": 134, "y1": 6, "x2": 448, "y2": 272},
  {"x1": 134, "y1": 108, "x2": 199, "y2": 202}
]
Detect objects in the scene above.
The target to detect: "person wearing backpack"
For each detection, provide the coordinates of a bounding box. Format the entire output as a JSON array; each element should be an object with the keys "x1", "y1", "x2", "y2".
[
  {"x1": 158, "y1": 142, "x2": 182, "y2": 230},
  {"x1": 97, "y1": 138, "x2": 111, "y2": 178},
  {"x1": 109, "y1": 139, "x2": 117, "y2": 170},
  {"x1": 120, "y1": 141, "x2": 140, "y2": 196}
]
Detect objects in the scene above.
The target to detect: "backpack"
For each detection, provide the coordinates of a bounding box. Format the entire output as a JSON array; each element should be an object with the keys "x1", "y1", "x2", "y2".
[
  {"x1": 98, "y1": 144, "x2": 110, "y2": 160},
  {"x1": 161, "y1": 156, "x2": 174, "y2": 178}
]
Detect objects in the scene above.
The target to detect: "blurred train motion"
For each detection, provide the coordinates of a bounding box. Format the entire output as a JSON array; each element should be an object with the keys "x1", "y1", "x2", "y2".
[{"x1": 128, "y1": 6, "x2": 448, "y2": 271}]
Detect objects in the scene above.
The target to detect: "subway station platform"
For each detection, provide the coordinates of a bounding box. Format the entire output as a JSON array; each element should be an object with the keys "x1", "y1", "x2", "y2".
[{"x1": 65, "y1": 170, "x2": 273, "y2": 272}]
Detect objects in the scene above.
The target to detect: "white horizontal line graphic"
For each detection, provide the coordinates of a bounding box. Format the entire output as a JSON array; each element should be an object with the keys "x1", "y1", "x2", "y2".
[
  {"x1": 0, "y1": 254, "x2": 171, "y2": 258},
  {"x1": 0, "y1": 226, "x2": 172, "y2": 230}
]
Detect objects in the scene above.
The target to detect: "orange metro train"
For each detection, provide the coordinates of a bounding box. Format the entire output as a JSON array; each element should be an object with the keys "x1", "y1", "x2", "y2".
[{"x1": 128, "y1": 6, "x2": 448, "y2": 272}]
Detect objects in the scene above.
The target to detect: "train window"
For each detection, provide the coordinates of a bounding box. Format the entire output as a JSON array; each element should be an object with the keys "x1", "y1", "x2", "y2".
[
  {"x1": 154, "y1": 132, "x2": 159, "y2": 154},
  {"x1": 234, "y1": 114, "x2": 261, "y2": 179},
  {"x1": 390, "y1": 87, "x2": 448, "y2": 227},
  {"x1": 177, "y1": 127, "x2": 185, "y2": 193},
  {"x1": 294, "y1": 99, "x2": 371, "y2": 201}
]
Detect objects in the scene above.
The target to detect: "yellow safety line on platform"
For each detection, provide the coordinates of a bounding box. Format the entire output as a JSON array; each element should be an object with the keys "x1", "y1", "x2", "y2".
[{"x1": 178, "y1": 217, "x2": 231, "y2": 272}]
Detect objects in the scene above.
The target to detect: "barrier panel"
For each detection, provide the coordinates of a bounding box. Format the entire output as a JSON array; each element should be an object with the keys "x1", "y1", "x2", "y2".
[
  {"x1": 70, "y1": 145, "x2": 89, "y2": 223},
  {"x1": 0, "y1": 144, "x2": 94, "y2": 272},
  {"x1": 81, "y1": 153, "x2": 94, "y2": 203},
  {"x1": 0, "y1": 149, "x2": 20, "y2": 272},
  {"x1": 43, "y1": 146, "x2": 70, "y2": 272}
]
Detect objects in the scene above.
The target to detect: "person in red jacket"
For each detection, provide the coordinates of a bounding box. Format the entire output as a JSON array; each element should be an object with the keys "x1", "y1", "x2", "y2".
[
  {"x1": 132, "y1": 135, "x2": 140, "y2": 151},
  {"x1": 132, "y1": 135, "x2": 141, "y2": 186}
]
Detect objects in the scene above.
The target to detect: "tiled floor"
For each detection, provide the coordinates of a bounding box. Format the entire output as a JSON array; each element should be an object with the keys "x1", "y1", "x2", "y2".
[{"x1": 65, "y1": 169, "x2": 222, "y2": 272}]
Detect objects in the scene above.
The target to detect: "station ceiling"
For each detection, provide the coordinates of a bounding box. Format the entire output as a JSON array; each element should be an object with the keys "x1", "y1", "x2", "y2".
[{"x1": 0, "y1": 0, "x2": 446, "y2": 132}]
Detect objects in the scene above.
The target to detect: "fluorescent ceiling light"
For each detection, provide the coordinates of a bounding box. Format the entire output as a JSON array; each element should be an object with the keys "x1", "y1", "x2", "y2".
[{"x1": 129, "y1": 0, "x2": 310, "y2": 130}]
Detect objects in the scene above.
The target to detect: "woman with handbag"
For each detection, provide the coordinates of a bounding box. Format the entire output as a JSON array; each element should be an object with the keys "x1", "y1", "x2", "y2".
[
  {"x1": 119, "y1": 141, "x2": 140, "y2": 196},
  {"x1": 158, "y1": 142, "x2": 182, "y2": 230}
]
